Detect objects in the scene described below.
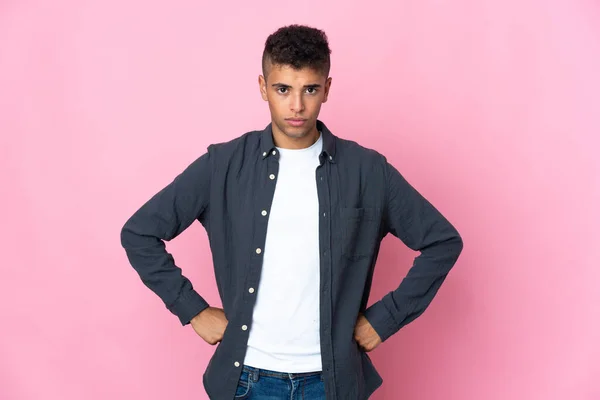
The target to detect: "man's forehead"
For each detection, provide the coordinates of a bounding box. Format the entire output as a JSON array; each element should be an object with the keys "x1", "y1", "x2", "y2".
[{"x1": 267, "y1": 63, "x2": 325, "y2": 82}]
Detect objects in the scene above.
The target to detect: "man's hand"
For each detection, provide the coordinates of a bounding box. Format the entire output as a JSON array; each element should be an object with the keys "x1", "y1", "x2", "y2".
[
  {"x1": 353, "y1": 313, "x2": 382, "y2": 352},
  {"x1": 190, "y1": 307, "x2": 228, "y2": 345}
]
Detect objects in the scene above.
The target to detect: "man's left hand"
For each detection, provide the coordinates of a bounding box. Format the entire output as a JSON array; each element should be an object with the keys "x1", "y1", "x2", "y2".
[{"x1": 353, "y1": 313, "x2": 382, "y2": 352}]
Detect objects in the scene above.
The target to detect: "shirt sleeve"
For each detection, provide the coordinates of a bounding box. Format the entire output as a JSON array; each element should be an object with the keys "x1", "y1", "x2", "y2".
[
  {"x1": 363, "y1": 158, "x2": 464, "y2": 342},
  {"x1": 120, "y1": 150, "x2": 212, "y2": 326}
]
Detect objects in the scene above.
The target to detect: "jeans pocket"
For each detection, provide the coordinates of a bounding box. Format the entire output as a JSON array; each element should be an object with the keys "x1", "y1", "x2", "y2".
[{"x1": 234, "y1": 370, "x2": 251, "y2": 399}]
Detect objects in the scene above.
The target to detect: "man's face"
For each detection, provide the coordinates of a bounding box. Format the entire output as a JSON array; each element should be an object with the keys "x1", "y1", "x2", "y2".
[{"x1": 259, "y1": 63, "x2": 332, "y2": 145}]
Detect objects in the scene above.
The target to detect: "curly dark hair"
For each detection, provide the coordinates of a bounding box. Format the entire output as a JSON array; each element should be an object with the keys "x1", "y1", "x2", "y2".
[{"x1": 262, "y1": 24, "x2": 331, "y2": 80}]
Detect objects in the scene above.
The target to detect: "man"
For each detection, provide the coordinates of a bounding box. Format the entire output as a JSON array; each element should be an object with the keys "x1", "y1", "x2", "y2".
[{"x1": 121, "y1": 24, "x2": 463, "y2": 400}]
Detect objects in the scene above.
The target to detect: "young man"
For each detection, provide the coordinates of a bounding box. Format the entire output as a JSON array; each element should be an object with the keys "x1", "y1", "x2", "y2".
[{"x1": 121, "y1": 25, "x2": 463, "y2": 400}]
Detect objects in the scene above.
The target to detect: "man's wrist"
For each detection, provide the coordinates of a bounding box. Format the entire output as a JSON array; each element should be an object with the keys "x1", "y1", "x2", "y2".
[{"x1": 191, "y1": 308, "x2": 207, "y2": 324}]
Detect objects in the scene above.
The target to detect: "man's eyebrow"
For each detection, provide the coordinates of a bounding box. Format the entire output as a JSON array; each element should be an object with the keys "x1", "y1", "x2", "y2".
[{"x1": 271, "y1": 83, "x2": 322, "y2": 88}]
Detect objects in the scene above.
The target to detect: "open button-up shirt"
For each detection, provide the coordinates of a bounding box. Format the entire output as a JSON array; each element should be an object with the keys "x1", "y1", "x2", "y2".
[{"x1": 120, "y1": 119, "x2": 464, "y2": 399}]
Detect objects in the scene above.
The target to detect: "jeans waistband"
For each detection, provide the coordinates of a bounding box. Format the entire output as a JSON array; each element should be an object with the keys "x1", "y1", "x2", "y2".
[{"x1": 242, "y1": 365, "x2": 322, "y2": 380}]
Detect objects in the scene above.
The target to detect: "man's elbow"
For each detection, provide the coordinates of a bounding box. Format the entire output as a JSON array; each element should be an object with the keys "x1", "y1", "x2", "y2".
[
  {"x1": 120, "y1": 217, "x2": 136, "y2": 250},
  {"x1": 449, "y1": 231, "x2": 464, "y2": 261}
]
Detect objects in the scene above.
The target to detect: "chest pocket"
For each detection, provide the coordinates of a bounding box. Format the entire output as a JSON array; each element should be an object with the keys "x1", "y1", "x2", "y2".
[{"x1": 340, "y1": 207, "x2": 381, "y2": 260}]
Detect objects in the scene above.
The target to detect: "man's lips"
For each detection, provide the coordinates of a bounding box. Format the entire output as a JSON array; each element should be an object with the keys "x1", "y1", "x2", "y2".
[{"x1": 286, "y1": 118, "x2": 307, "y2": 126}]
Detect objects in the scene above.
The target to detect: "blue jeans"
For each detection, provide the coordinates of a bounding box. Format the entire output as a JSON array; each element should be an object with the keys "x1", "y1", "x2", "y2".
[{"x1": 234, "y1": 365, "x2": 326, "y2": 400}]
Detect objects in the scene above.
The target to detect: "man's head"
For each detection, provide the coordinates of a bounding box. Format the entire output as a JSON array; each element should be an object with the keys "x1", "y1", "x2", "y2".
[{"x1": 259, "y1": 25, "x2": 332, "y2": 147}]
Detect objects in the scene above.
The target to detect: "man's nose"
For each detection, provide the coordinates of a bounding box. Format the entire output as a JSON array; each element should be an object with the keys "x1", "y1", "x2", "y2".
[{"x1": 290, "y1": 94, "x2": 304, "y2": 112}]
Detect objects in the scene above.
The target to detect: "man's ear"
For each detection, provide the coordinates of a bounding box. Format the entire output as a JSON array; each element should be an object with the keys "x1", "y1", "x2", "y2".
[
  {"x1": 258, "y1": 75, "x2": 268, "y2": 101},
  {"x1": 322, "y1": 77, "x2": 332, "y2": 103}
]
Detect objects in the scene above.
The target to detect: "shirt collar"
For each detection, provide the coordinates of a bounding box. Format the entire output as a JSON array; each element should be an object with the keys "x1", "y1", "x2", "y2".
[{"x1": 260, "y1": 119, "x2": 337, "y2": 163}]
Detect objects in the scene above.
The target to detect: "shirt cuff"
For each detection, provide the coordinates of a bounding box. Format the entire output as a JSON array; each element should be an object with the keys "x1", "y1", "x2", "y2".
[
  {"x1": 167, "y1": 289, "x2": 210, "y2": 326},
  {"x1": 363, "y1": 298, "x2": 399, "y2": 343}
]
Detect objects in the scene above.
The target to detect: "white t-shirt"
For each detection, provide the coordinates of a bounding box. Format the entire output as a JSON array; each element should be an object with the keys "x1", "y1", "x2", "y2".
[{"x1": 243, "y1": 132, "x2": 323, "y2": 373}]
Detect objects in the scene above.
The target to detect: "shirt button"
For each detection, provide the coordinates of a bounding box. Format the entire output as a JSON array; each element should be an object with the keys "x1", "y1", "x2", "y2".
[
  {"x1": 272, "y1": 150, "x2": 277, "y2": 155},
  {"x1": 234, "y1": 361, "x2": 240, "y2": 367},
  {"x1": 261, "y1": 210, "x2": 267, "y2": 216},
  {"x1": 329, "y1": 155, "x2": 333, "y2": 160},
  {"x1": 248, "y1": 287, "x2": 255, "y2": 293},
  {"x1": 256, "y1": 248, "x2": 262, "y2": 254},
  {"x1": 242, "y1": 325, "x2": 248, "y2": 331},
  {"x1": 269, "y1": 174, "x2": 276, "y2": 180},
  {"x1": 262, "y1": 152, "x2": 267, "y2": 156},
  {"x1": 323, "y1": 212, "x2": 326, "y2": 217}
]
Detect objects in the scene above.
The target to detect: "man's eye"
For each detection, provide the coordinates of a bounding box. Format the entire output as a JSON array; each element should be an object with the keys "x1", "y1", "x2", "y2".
[
  {"x1": 277, "y1": 87, "x2": 288, "y2": 94},
  {"x1": 306, "y1": 88, "x2": 317, "y2": 94}
]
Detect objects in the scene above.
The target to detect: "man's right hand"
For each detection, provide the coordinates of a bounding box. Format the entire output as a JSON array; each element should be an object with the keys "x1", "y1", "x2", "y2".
[{"x1": 190, "y1": 307, "x2": 229, "y2": 345}]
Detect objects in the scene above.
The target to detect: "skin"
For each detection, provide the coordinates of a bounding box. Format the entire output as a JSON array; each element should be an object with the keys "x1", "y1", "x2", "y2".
[
  {"x1": 258, "y1": 61, "x2": 331, "y2": 150},
  {"x1": 191, "y1": 60, "x2": 382, "y2": 353}
]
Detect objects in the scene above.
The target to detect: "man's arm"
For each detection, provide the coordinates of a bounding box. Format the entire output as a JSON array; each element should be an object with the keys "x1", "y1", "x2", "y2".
[
  {"x1": 363, "y1": 159, "x2": 464, "y2": 343},
  {"x1": 120, "y1": 151, "x2": 212, "y2": 326}
]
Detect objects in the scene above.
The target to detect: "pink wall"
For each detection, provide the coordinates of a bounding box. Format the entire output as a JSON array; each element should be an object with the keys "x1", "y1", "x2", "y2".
[{"x1": 2, "y1": 1, "x2": 599, "y2": 399}]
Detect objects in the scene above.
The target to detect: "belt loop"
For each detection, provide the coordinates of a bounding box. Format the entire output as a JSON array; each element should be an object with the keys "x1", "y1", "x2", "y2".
[{"x1": 252, "y1": 368, "x2": 259, "y2": 382}]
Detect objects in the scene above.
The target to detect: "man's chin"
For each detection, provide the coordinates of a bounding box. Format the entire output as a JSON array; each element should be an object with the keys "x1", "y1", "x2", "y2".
[
  {"x1": 273, "y1": 119, "x2": 314, "y2": 139},
  {"x1": 284, "y1": 129, "x2": 309, "y2": 139}
]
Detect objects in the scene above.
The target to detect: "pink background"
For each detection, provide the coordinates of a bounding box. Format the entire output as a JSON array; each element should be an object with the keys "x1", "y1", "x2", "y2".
[{"x1": 1, "y1": 1, "x2": 599, "y2": 399}]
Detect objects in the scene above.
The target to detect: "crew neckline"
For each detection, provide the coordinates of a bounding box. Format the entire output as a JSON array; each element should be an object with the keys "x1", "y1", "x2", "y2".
[{"x1": 276, "y1": 131, "x2": 322, "y2": 154}]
